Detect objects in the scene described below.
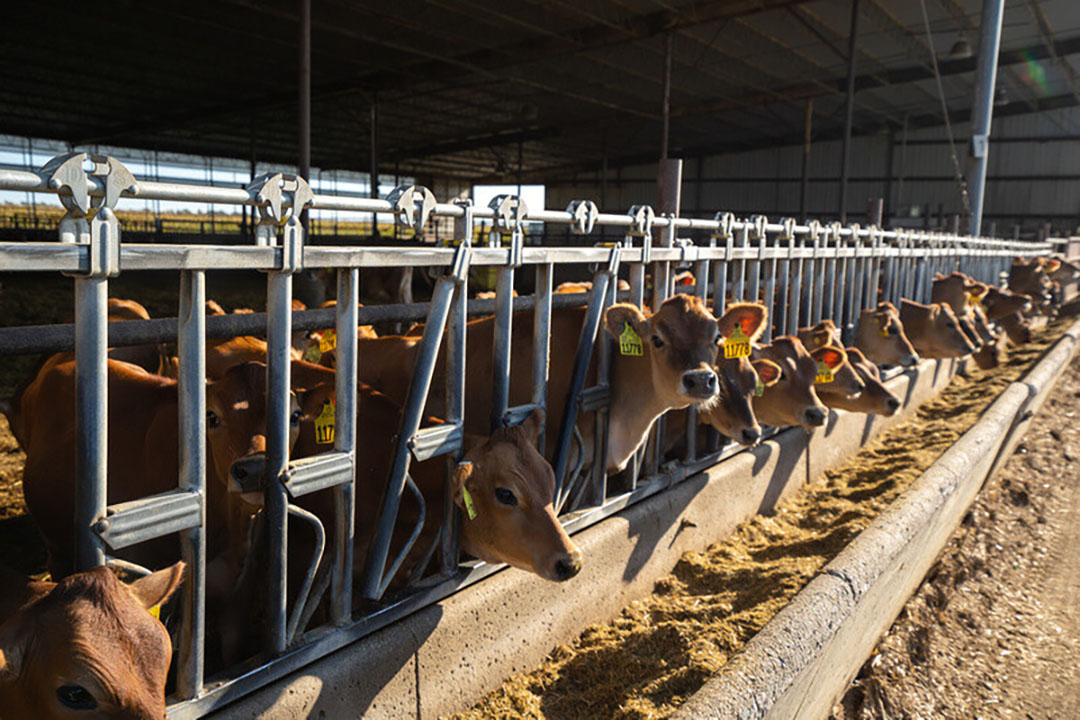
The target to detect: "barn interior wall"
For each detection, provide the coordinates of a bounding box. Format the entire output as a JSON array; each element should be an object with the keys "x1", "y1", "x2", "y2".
[{"x1": 543, "y1": 106, "x2": 1080, "y2": 238}]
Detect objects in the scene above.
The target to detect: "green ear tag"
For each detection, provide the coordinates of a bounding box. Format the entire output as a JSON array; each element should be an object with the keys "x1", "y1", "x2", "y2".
[
  {"x1": 462, "y1": 487, "x2": 478, "y2": 520},
  {"x1": 302, "y1": 342, "x2": 322, "y2": 363},
  {"x1": 725, "y1": 324, "x2": 751, "y2": 359},
  {"x1": 754, "y1": 377, "x2": 765, "y2": 397},
  {"x1": 815, "y1": 360, "x2": 834, "y2": 384},
  {"x1": 619, "y1": 322, "x2": 643, "y2": 356}
]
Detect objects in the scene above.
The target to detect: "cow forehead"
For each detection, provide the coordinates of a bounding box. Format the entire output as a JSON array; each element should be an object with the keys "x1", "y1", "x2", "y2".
[{"x1": 652, "y1": 296, "x2": 717, "y2": 342}]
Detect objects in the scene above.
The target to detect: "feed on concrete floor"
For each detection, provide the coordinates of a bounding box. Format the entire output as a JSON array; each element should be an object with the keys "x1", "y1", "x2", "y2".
[
  {"x1": 831, "y1": 354, "x2": 1080, "y2": 720},
  {"x1": 449, "y1": 321, "x2": 1069, "y2": 720}
]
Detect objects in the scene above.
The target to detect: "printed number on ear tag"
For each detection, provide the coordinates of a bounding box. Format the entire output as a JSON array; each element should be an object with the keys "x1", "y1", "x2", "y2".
[
  {"x1": 319, "y1": 328, "x2": 337, "y2": 353},
  {"x1": 815, "y1": 360, "x2": 834, "y2": 384},
  {"x1": 462, "y1": 487, "x2": 478, "y2": 520},
  {"x1": 315, "y1": 398, "x2": 335, "y2": 445},
  {"x1": 725, "y1": 324, "x2": 751, "y2": 359},
  {"x1": 302, "y1": 343, "x2": 322, "y2": 363},
  {"x1": 754, "y1": 378, "x2": 765, "y2": 397},
  {"x1": 619, "y1": 322, "x2": 643, "y2": 356}
]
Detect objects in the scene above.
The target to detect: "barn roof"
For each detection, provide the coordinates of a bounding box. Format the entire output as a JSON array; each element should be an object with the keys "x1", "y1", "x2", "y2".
[{"x1": 5, "y1": 0, "x2": 1079, "y2": 182}]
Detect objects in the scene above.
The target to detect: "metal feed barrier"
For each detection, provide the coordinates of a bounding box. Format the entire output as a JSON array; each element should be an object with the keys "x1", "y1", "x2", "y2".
[{"x1": 0, "y1": 153, "x2": 1051, "y2": 717}]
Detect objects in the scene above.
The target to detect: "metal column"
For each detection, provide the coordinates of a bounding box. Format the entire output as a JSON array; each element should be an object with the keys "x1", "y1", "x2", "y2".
[
  {"x1": 967, "y1": 0, "x2": 1006, "y2": 236},
  {"x1": 839, "y1": 0, "x2": 860, "y2": 223}
]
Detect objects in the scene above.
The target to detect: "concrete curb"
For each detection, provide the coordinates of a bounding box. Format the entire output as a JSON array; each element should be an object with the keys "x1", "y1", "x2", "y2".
[
  {"x1": 673, "y1": 318, "x2": 1080, "y2": 720},
  {"x1": 208, "y1": 356, "x2": 958, "y2": 719}
]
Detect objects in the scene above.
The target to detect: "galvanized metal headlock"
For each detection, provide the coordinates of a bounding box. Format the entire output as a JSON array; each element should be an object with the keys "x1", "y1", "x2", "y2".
[
  {"x1": 674, "y1": 238, "x2": 698, "y2": 265},
  {"x1": 778, "y1": 217, "x2": 797, "y2": 243},
  {"x1": 848, "y1": 223, "x2": 862, "y2": 258},
  {"x1": 44, "y1": 153, "x2": 137, "y2": 279},
  {"x1": 827, "y1": 221, "x2": 843, "y2": 245},
  {"x1": 625, "y1": 205, "x2": 654, "y2": 263},
  {"x1": 387, "y1": 185, "x2": 437, "y2": 232},
  {"x1": 806, "y1": 219, "x2": 823, "y2": 243},
  {"x1": 246, "y1": 173, "x2": 314, "y2": 272},
  {"x1": 748, "y1": 214, "x2": 768, "y2": 241},
  {"x1": 566, "y1": 200, "x2": 598, "y2": 235},
  {"x1": 713, "y1": 211, "x2": 735, "y2": 242},
  {"x1": 488, "y1": 194, "x2": 526, "y2": 267}
]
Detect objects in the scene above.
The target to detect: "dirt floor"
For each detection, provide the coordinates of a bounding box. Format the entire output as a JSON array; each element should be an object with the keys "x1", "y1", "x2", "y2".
[
  {"x1": 449, "y1": 322, "x2": 1070, "y2": 720},
  {"x1": 831, "y1": 355, "x2": 1080, "y2": 720}
]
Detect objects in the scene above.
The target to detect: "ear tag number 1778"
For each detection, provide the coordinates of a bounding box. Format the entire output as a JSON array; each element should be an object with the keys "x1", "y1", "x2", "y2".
[
  {"x1": 725, "y1": 324, "x2": 751, "y2": 359},
  {"x1": 619, "y1": 322, "x2": 643, "y2": 356}
]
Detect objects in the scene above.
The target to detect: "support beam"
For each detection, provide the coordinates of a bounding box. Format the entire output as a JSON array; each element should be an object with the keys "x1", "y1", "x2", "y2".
[
  {"x1": 298, "y1": 0, "x2": 311, "y2": 187},
  {"x1": 370, "y1": 94, "x2": 379, "y2": 235},
  {"x1": 839, "y1": 0, "x2": 860, "y2": 223},
  {"x1": 968, "y1": 0, "x2": 1005, "y2": 236},
  {"x1": 800, "y1": 99, "x2": 813, "y2": 222}
]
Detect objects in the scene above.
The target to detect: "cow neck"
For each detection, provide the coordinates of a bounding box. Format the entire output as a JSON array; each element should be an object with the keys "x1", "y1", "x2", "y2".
[{"x1": 606, "y1": 346, "x2": 671, "y2": 472}]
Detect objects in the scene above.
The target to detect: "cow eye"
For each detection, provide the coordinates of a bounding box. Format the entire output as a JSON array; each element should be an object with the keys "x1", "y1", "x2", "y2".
[
  {"x1": 57, "y1": 684, "x2": 97, "y2": 710},
  {"x1": 714, "y1": 332, "x2": 722, "y2": 345},
  {"x1": 290, "y1": 409, "x2": 303, "y2": 426},
  {"x1": 651, "y1": 335, "x2": 665, "y2": 349},
  {"x1": 494, "y1": 487, "x2": 518, "y2": 506},
  {"x1": 206, "y1": 410, "x2": 220, "y2": 429}
]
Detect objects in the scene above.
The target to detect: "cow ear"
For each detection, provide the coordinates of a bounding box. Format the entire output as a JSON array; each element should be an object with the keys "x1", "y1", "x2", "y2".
[
  {"x1": 812, "y1": 345, "x2": 847, "y2": 370},
  {"x1": 934, "y1": 272, "x2": 944, "y2": 280},
  {"x1": 752, "y1": 359, "x2": 781, "y2": 386},
  {"x1": 129, "y1": 562, "x2": 186, "y2": 613},
  {"x1": 1048, "y1": 259, "x2": 1062, "y2": 273},
  {"x1": 521, "y1": 407, "x2": 545, "y2": 447},
  {"x1": 806, "y1": 329, "x2": 831, "y2": 349},
  {"x1": 205, "y1": 299, "x2": 226, "y2": 316},
  {"x1": 718, "y1": 303, "x2": 767, "y2": 341},
  {"x1": 604, "y1": 304, "x2": 649, "y2": 341},
  {"x1": 451, "y1": 461, "x2": 475, "y2": 509}
]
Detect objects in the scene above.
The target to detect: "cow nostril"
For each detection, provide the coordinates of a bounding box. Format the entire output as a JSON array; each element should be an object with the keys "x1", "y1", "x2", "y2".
[
  {"x1": 554, "y1": 557, "x2": 581, "y2": 581},
  {"x1": 806, "y1": 407, "x2": 826, "y2": 426},
  {"x1": 887, "y1": 397, "x2": 901, "y2": 410},
  {"x1": 231, "y1": 465, "x2": 247, "y2": 481},
  {"x1": 740, "y1": 427, "x2": 761, "y2": 445}
]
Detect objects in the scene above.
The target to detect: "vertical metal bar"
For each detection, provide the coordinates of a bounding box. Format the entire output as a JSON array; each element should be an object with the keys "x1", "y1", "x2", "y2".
[
  {"x1": 733, "y1": 226, "x2": 748, "y2": 301},
  {"x1": 298, "y1": 0, "x2": 311, "y2": 232},
  {"x1": 74, "y1": 276, "x2": 108, "y2": 571},
  {"x1": 264, "y1": 271, "x2": 293, "y2": 654},
  {"x1": 331, "y1": 269, "x2": 358, "y2": 625},
  {"x1": 968, "y1": 0, "x2": 1005, "y2": 236},
  {"x1": 762, "y1": 234, "x2": 776, "y2": 343},
  {"x1": 441, "y1": 268, "x2": 467, "y2": 576},
  {"x1": 824, "y1": 232, "x2": 838, "y2": 321},
  {"x1": 807, "y1": 235, "x2": 820, "y2": 325},
  {"x1": 788, "y1": 233, "x2": 803, "y2": 332},
  {"x1": 491, "y1": 265, "x2": 514, "y2": 430},
  {"x1": 176, "y1": 270, "x2": 206, "y2": 698},
  {"x1": 532, "y1": 264, "x2": 553, "y2": 442},
  {"x1": 590, "y1": 278, "x2": 615, "y2": 506},
  {"x1": 839, "y1": 0, "x2": 861, "y2": 223}
]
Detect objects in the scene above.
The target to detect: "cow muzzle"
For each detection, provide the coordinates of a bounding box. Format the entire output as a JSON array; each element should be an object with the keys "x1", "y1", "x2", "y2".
[
  {"x1": 551, "y1": 549, "x2": 583, "y2": 582},
  {"x1": 681, "y1": 369, "x2": 718, "y2": 399},
  {"x1": 802, "y1": 406, "x2": 827, "y2": 427},
  {"x1": 902, "y1": 352, "x2": 919, "y2": 367},
  {"x1": 229, "y1": 453, "x2": 267, "y2": 496}
]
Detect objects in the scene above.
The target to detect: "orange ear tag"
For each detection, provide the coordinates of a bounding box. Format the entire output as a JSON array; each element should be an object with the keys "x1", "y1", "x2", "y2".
[
  {"x1": 725, "y1": 325, "x2": 751, "y2": 359},
  {"x1": 619, "y1": 323, "x2": 643, "y2": 356},
  {"x1": 314, "y1": 398, "x2": 335, "y2": 445},
  {"x1": 815, "y1": 360, "x2": 834, "y2": 384}
]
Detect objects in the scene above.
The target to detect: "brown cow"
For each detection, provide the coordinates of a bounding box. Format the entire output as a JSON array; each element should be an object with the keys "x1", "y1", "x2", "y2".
[
  {"x1": 854, "y1": 302, "x2": 919, "y2": 368},
  {"x1": 796, "y1": 321, "x2": 867, "y2": 400},
  {"x1": 750, "y1": 337, "x2": 845, "y2": 429},
  {"x1": 0, "y1": 562, "x2": 184, "y2": 720},
  {"x1": 553, "y1": 279, "x2": 631, "y2": 294},
  {"x1": 824, "y1": 347, "x2": 902, "y2": 416},
  {"x1": 982, "y1": 286, "x2": 1032, "y2": 321},
  {"x1": 898, "y1": 300, "x2": 976, "y2": 359},
  {"x1": 105, "y1": 298, "x2": 167, "y2": 375},
  {"x1": 931, "y1": 273, "x2": 986, "y2": 349},
  {"x1": 1008, "y1": 257, "x2": 1053, "y2": 312},
  {"x1": 998, "y1": 311, "x2": 1033, "y2": 345},
  {"x1": 292, "y1": 381, "x2": 581, "y2": 585}
]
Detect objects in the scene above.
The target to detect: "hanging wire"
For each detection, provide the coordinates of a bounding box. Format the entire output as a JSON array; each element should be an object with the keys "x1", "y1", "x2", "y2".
[{"x1": 919, "y1": 0, "x2": 971, "y2": 215}]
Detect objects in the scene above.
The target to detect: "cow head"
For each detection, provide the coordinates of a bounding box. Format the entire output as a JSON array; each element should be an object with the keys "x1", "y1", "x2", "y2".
[
  {"x1": 698, "y1": 303, "x2": 772, "y2": 445},
  {"x1": 855, "y1": 302, "x2": 919, "y2": 368},
  {"x1": 982, "y1": 286, "x2": 1032, "y2": 321},
  {"x1": 898, "y1": 300, "x2": 976, "y2": 359},
  {"x1": 0, "y1": 563, "x2": 184, "y2": 720},
  {"x1": 453, "y1": 409, "x2": 582, "y2": 582},
  {"x1": 797, "y1": 321, "x2": 866, "y2": 398},
  {"x1": 1009, "y1": 257, "x2": 1053, "y2": 305},
  {"x1": 824, "y1": 347, "x2": 902, "y2": 417},
  {"x1": 605, "y1": 294, "x2": 723, "y2": 408},
  {"x1": 751, "y1": 337, "x2": 843, "y2": 429},
  {"x1": 999, "y1": 312, "x2": 1033, "y2": 345},
  {"x1": 205, "y1": 362, "x2": 301, "y2": 506}
]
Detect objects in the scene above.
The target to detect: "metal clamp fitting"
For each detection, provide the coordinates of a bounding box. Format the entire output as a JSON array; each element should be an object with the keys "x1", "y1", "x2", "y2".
[
  {"x1": 388, "y1": 185, "x2": 437, "y2": 232},
  {"x1": 452, "y1": 198, "x2": 474, "y2": 247},
  {"x1": 626, "y1": 205, "x2": 654, "y2": 263},
  {"x1": 566, "y1": 200, "x2": 598, "y2": 235},
  {"x1": 280, "y1": 216, "x2": 303, "y2": 273},
  {"x1": 806, "y1": 219, "x2": 823, "y2": 243},
  {"x1": 675, "y1": 238, "x2": 698, "y2": 264},
  {"x1": 489, "y1": 194, "x2": 526, "y2": 265},
  {"x1": 247, "y1": 173, "x2": 315, "y2": 226},
  {"x1": 779, "y1": 217, "x2": 797, "y2": 242},
  {"x1": 827, "y1": 221, "x2": 843, "y2": 244},
  {"x1": 449, "y1": 240, "x2": 472, "y2": 284},
  {"x1": 713, "y1": 211, "x2": 735, "y2": 241},
  {"x1": 748, "y1": 214, "x2": 768, "y2": 241}
]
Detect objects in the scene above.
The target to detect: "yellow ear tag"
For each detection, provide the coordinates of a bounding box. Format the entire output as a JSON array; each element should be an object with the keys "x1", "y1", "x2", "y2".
[
  {"x1": 754, "y1": 378, "x2": 765, "y2": 397},
  {"x1": 148, "y1": 604, "x2": 161, "y2": 620},
  {"x1": 302, "y1": 342, "x2": 322, "y2": 363},
  {"x1": 724, "y1": 324, "x2": 751, "y2": 359},
  {"x1": 815, "y1": 360, "x2": 834, "y2": 384},
  {"x1": 319, "y1": 328, "x2": 337, "y2": 353},
  {"x1": 462, "y1": 487, "x2": 478, "y2": 520},
  {"x1": 878, "y1": 323, "x2": 890, "y2": 338},
  {"x1": 619, "y1": 322, "x2": 643, "y2": 356},
  {"x1": 314, "y1": 398, "x2": 335, "y2": 445},
  {"x1": 967, "y1": 293, "x2": 982, "y2": 306}
]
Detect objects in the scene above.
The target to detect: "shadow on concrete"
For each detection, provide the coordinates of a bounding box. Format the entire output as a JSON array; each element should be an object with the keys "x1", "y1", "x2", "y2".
[
  {"x1": 754, "y1": 429, "x2": 806, "y2": 517},
  {"x1": 620, "y1": 475, "x2": 706, "y2": 584}
]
